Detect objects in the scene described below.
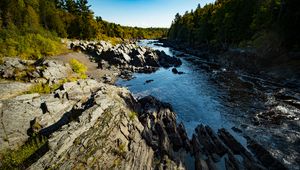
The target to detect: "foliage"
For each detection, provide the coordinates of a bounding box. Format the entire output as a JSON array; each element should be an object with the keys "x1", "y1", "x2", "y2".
[
  {"x1": 0, "y1": 0, "x2": 166, "y2": 60},
  {"x1": 168, "y1": 0, "x2": 300, "y2": 50},
  {"x1": 95, "y1": 17, "x2": 168, "y2": 40},
  {"x1": 69, "y1": 58, "x2": 87, "y2": 79},
  {"x1": 0, "y1": 135, "x2": 47, "y2": 169},
  {"x1": 26, "y1": 83, "x2": 52, "y2": 94},
  {"x1": 128, "y1": 111, "x2": 137, "y2": 121},
  {"x1": 112, "y1": 143, "x2": 126, "y2": 158},
  {"x1": 0, "y1": 28, "x2": 66, "y2": 60},
  {"x1": 0, "y1": 0, "x2": 167, "y2": 60},
  {"x1": 26, "y1": 78, "x2": 70, "y2": 94}
]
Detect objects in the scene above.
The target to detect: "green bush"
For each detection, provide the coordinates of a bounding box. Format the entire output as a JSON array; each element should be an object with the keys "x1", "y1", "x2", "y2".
[
  {"x1": 128, "y1": 111, "x2": 137, "y2": 121},
  {"x1": 27, "y1": 83, "x2": 51, "y2": 94},
  {"x1": 69, "y1": 59, "x2": 87, "y2": 79},
  {"x1": 0, "y1": 136, "x2": 47, "y2": 169},
  {"x1": 26, "y1": 81, "x2": 65, "y2": 94},
  {"x1": 0, "y1": 27, "x2": 66, "y2": 60}
]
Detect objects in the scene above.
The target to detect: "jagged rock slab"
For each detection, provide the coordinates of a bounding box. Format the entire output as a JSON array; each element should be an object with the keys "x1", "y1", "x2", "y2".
[{"x1": 0, "y1": 81, "x2": 33, "y2": 100}]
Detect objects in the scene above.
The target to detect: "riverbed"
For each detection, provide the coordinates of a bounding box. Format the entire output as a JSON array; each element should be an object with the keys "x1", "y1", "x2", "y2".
[{"x1": 116, "y1": 40, "x2": 300, "y2": 169}]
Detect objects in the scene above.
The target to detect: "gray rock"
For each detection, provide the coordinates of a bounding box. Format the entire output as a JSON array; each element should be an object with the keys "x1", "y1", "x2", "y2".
[
  {"x1": 15, "y1": 93, "x2": 40, "y2": 102},
  {"x1": 0, "y1": 81, "x2": 33, "y2": 100},
  {"x1": 102, "y1": 74, "x2": 112, "y2": 83},
  {"x1": 0, "y1": 100, "x2": 43, "y2": 151},
  {"x1": 28, "y1": 83, "x2": 167, "y2": 170},
  {"x1": 42, "y1": 60, "x2": 72, "y2": 81},
  {"x1": 63, "y1": 80, "x2": 102, "y2": 102}
]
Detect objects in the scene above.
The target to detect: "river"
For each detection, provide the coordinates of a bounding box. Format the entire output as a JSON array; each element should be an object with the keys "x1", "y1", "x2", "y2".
[{"x1": 116, "y1": 40, "x2": 300, "y2": 169}]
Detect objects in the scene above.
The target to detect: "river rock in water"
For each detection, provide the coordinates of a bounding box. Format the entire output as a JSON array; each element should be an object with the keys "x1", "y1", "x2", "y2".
[{"x1": 69, "y1": 41, "x2": 182, "y2": 73}]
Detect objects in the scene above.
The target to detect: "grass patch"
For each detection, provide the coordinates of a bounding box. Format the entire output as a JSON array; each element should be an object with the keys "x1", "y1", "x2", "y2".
[
  {"x1": 112, "y1": 158, "x2": 121, "y2": 168},
  {"x1": 128, "y1": 111, "x2": 137, "y2": 121},
  {"x1": 14, "y1": 70, "x2": 28, "y2": 81},
  {"x1": 0, "y1": 136, "x2": 47, "y2": 169},
  {"x1": 96, "y1": 34, "x2": 123, "y2": 46},
  {"x1": 69, "y1": 59, "x2": 87, "y2": 79},
  {"x1": 26, "y1": 75, "x2": 84, "y2": 94},
  {"x1": 26, "y1": 81, "x2": 63, "y2": 94},
  {"x1": 26, "y1": 83, "x2": 52, "y2": 94},
  {"x1": 112, "y1": 143, "x2": 127, "y2": 158}
]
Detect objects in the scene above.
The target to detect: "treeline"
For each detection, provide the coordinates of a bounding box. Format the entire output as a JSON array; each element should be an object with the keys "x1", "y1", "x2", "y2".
[
  {"x1": 0, "y1": 0, "x2": 167, "y2": 59},
  {"x1": 0, "y1": 0, "x2": 167, "y2": 39},
  {"x1": 95, "y1": 17, "x2": 167, "y2": 40},
  {"x1": 168, "y1": 0, "x2": 300, "y2": 50}
]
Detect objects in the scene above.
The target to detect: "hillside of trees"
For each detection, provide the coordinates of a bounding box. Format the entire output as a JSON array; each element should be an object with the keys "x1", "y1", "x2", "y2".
[
  {"x1": 168, "y1": 0, "x2": 300, "y2": 51},
  {"x1": 0, "y1": 0, "x2": 167, "y2": 59}
]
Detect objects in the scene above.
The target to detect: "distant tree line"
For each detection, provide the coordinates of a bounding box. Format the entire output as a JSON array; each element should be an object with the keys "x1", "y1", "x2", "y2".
[
  {"x1": 0, "y1": 0, "x2": 167, "y2": 59},
  {"x1": 168, "y1": 0, "x2": 300, "y2": 50},
  {"x1": 0, "y1": 0, "x2": 167, "y2": 40},
  {"x1": 95, "y1": 17, "x2": 167, "y2": 40}
]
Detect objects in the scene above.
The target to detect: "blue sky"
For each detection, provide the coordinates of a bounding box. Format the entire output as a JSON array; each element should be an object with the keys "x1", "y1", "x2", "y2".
[{"x1": 89, "y1": 0, "x2": 215, "y2": 28}]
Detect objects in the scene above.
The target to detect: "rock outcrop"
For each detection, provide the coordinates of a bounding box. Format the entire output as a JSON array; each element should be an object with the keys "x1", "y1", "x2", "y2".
[
  {"x1": 70, "y1": 41, "x2": 182, "y2": 77},
  {"x1": 27, "y1": 80, "x2": 187, "y2": 169},
  {"x1": 0, "y1": 79, "x2": 101, "y2": 152},
  {"x1": 0, "y1": 81, "x2": 33, "y2": 100},
  {"x1": 0, "y1": 58, "x2": 74, "y2": 84},
  {"x1": 0, "y1": 40, "x2": 288, "y2": 170}
]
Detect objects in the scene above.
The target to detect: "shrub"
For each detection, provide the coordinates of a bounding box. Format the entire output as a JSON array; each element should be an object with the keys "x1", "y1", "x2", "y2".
[
  {"x1": 26, "y1": 81, "x2": 65, "y2": 94},
  {"x1": 0, "y1": 136, "x2": 47, "y2": 169},
  {"x1": 27, "y1": 83, "x2": 51, "y2": 94},
  {"x1": 0, "y1": 28, "x2": 67, "y2": 60},
  {"x1": 128, "y1": 111, "x2": 137, "y2": 121},
  {"x1": 69, "y1": 59, "x2": 87, "y2": 79},
  {"x1": 112, "y1": 143, "x2": 127, "y2": 158}
]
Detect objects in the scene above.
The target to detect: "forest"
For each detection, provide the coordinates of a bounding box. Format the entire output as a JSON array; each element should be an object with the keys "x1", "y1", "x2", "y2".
[
  {"x1": 168, "y1": 0, "x2": 300, "y2": 51},
  {"x1": 0, "y1": 0, "x2": 167, "y2": 59}
]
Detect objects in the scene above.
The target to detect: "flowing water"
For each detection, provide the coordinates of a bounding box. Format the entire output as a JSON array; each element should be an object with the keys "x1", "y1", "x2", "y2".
[{"x1": 116, "y1": 40, "x2": 300, "y2": 169}]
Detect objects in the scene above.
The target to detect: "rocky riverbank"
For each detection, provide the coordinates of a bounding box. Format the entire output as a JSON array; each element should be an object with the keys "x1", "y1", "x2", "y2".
[
  {"x1": 70, "y1": 40, "x2": 182, "y2": 80},
  {"x1": 159, "y1": 39, "x2": 300, "y2": 85},
  {"x1": 0, "y1": 40, "x2": 288, "y2": 169}
]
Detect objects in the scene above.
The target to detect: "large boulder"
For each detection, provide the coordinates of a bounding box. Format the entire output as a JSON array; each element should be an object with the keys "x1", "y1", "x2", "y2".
[
  {"x1": 0, "y1": 79, "x2": 103, "y2": 153},
  {"x1": 156, "y1": 50, "x2": 182, "y2": 68},
  {"x1": 0, "y1": 95, "x2": 43, "y2": 151},
  {"x1": 0, "y1": 58, "x2": 75, "y2": 84},
  {"x1": 0, "y1": 81, "x2": 33, "y2": 100},
  {"x1": 42, "y1": 60, "x2": 73, "y2": 81},
  {"x1": 144, "y1": 51, "x2": 160, "y2": 67},
  {"x1": 99, "y1": 49, "x2": 131, "y2": 67},
  {"x1": 130, "y1": 54, "x2": 146, "y2": 67},
  {"x1": 138, "y1": 96, "x2": 188, "y2": 159},
  {"x1": 0, "y1": 58, "x2": 35, "y2": 80}
]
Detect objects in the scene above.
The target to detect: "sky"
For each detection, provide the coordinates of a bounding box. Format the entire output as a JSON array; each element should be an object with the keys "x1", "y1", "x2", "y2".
[{"x1": 89, "y1": 0, "x2": 215, "y2": 28}]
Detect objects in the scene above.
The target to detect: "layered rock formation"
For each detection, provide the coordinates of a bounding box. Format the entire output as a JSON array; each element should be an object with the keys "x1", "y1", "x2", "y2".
[
  {"x1": 70, "y1": 41, "x2": 182, "y2": 76},
  {"x1": 0, "y1": 57, "x2": 75, "y2": 84},
  {"x1": 0, "y1": 41, "x2": 288, "y2": 170}
]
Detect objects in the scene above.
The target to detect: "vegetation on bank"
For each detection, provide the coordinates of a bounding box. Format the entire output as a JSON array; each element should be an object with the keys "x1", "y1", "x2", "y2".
[
  {"x1": 0, "y1": 0, "x2": 167, "y2": 59},
  {"x1": 168, "y1": 0, "x2": 300, "y2": 51},
  {"x1": 0, "y1": 135, "x2": 47, "y2": 169},
  {"x1": 69, "y1": 58, "x2": 87, "y2": 79},
  {"x1": 26, "y1": 82, "x2": 61, "y2": 94},
  {"x1": 0, "y1": 27, "x2": 67, "y2": 60}
]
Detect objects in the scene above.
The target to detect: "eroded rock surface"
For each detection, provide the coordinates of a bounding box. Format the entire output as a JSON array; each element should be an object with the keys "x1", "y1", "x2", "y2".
[
  {"x1": 0, "y1": 79, "x2": 102, "y2": 152},
  {"x1": 0, "y1": 41, "x2": 289, "y2": 170},
  {"x1": 0, "y1": 58, "x2": 75, "y2": 84},
  {"x1": 70, "y1": 41, "x2": 182, "y2": 77}
]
